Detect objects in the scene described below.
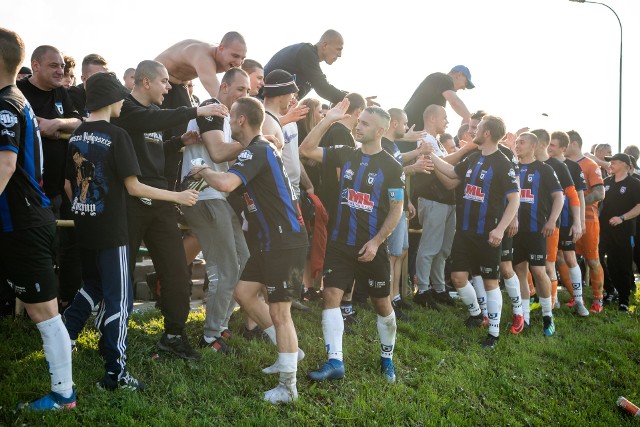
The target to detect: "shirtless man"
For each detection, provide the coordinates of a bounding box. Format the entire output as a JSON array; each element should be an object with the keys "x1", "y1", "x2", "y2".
[{"x1": 154, "y1": 32, "x2": 247, "y2": 98}]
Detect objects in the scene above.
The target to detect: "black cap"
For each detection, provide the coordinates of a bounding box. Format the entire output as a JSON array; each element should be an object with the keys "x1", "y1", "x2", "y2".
[
  {"x1": 605, "y1": 153, "x2": 639, "y2": 170},
  {"x1": 263, "y1": 69, "x2": 299, "y2": 98},
  {"x1": 85, "y1": 72, "x2": 130, "y2": 112},
  {"x1": 18, "y1": 66, "x2": 31, "y2": 75}
]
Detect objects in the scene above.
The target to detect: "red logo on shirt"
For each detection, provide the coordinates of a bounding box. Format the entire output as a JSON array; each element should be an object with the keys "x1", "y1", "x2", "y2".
[
  {"x1": 463, "y1": 184, "x2": 485, "y2": 202},
  {"x1": 520, "y1": 188, "x2": 535, "y2": 204},
  {"x1": 243, "y1": 192, "x2": 257, "y2": 213},
  {"x1": 342, "y1": 189, "x2": 374, "y2": 212}
]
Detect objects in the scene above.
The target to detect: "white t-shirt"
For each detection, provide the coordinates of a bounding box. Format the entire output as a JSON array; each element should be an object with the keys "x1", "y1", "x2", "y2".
[
  {"x1": 419, "y1": 132, "x2": 446, "y2": 158},
  {"x1": 281, "y1": 121, "x2": 301, "y2": 196}
]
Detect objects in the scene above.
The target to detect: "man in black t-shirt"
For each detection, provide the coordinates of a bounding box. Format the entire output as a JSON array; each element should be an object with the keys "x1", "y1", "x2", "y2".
[
  {"x1": 599, "y1": 153, "x2": 640, "y2": 311},
  {"x1": 300, "y1": 100, "x2": 405, "y2": 384},
  {"x1": 404, "y1": 66, "x2": 474, "y2": 131},
  {"x1": 512, "y1": 133, "x2": 563, "y2": 336},
  {"x1": 0, "y1": 28, "x2": 75, "y2": 411},
  {"x1": 429, "y1": 115, "x2": 519, "y2": 350},
  {"x1": 68, "y1": 53, "x2": 109, "y2": 118},
  {"x1": 62, "y1": 72, "x2": 198, "y2": 392},
  {"x1": 193, "y1": 97, "x2": 307, "y2": 404}
]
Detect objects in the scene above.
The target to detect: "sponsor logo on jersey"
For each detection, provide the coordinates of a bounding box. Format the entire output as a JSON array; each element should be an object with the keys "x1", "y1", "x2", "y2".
[
  {"x1": 521, "y1": 188, "x2": 535, "y2": 203},
  {"x1": 237, "y1": 150, "x2": 253, "y2": 161},
  {"x1": 463, "y1": 184, "x2": 485, "y2": 202},
  {"x1": 342, "y1": 188, "x2": 374, "y2": 212},
  {"x1": 243, "y1": 192, "x2": 257, "y2": 213},
  {"x1": 344, "y1": 169, "x2": 354, "y2": 180},
  {"x1": 367, "y1": 172, "x2": 377, "y2": 185},
  {"x1": 0, "y1": 110, "x2": 18, "y2": 128},
  {"x1": 1, "y1": 129, "x2": 15, "y2": 137}
]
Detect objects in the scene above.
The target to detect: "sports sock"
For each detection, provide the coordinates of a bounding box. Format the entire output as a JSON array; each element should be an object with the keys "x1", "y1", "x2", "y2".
[
  {"x1": 264, "y1": 326, "x2": 277, "y2": 345},
  {"x1": 38, "y1": 314, "x2": 73, "y2": 397},
  {"x1": 569, "y1": 266, "x2": 584, "y2": 303},
  {"x1": 471, "y1": 276, "x2": 487, "y2": 317},
  {"x1": 377, "y1": 311, "x2": 397, "y2": 359},
  {"x1": 590, "y1": 266, "x2": 604, "y2": 304},
  {"x1": 486, "y1": 288, "x2": 502, "y2": 337},
  {"x1": 540, "y1": 296, "x2": 553, "y2": 318},
  {"x1": 528, "y1": 271, "x2": 536, "y2": 296},
  {"x1": 504, "y1": 274, "x2": 523, "y2": 316},
  {"x1": 557, "y1": 263, "x2": 571, "y2": 294},
  {"x1": 278, "y1": 352, "x2": 298, "y2": 387},
  {"x1": 340, "y1": 302, "x2": 353, "y2": 316},
  {"x1": 458, "y1": 282, "x2": 481, "y2": 317},
  {"x1": 522, "y1": 298, "x2": 531, "y2": 325},
  {"x1": 550, "y1": 279, "x2": 558, "y2": 306},
  {"x1": 322, "y1": 308, "x2": 344, "y2": 361}
]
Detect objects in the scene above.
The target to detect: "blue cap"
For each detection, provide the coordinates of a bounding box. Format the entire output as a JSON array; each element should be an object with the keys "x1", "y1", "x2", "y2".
[{"x1": 451, "y1": 65, "x2": 474, "y2": 89}]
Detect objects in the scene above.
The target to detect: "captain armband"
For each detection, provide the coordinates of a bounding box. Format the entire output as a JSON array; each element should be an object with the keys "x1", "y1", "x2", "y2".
[{"x1": 388, "y1": 188, "x2": 404, "y2": 202}]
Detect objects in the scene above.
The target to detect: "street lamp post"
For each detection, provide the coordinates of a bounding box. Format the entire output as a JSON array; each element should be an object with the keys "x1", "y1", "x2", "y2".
[{"x1": 569, "y1": 0, "x2": 622, "y2": 153}]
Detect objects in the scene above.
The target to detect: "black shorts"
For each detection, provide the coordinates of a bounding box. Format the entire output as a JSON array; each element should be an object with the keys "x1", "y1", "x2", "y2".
[
  {"x1": 513, "y1": 232, "x2": 547, "y2": 267},
  {"x1": 323, "y1": 241, "x2": 391, "y2": 298},
  {"x1": 0, "y1": 224, "x2": 58, "y2": 304},
  {"x1": 500, "y1": 236, "x2": 514, "y2": 262},
  {"x1": 450, "y1": 232, "x2": 500, "y2": 279},
  {"x1": 240, "y1": 247, "x2": 306, "y2": 303},
  {"x1": 558, "y1": 226, "x2": 576, "y2": 251}
]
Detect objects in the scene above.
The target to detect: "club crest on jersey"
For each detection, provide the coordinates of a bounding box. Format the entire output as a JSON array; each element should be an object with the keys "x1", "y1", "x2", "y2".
[
  {"x1": 0, "y1": 110, "x2": 18, "y2": 128},
  {"x1": 620, "y1": 186, "x2": 626, "y2": 194},
  {"x1": 466, "y1": 169, "x2": 472, "y2": 178},
  {"x1": 55, "y1": 102, "x2": 64, "y2": 116},
  {"x1": 527, "y1": 174, "x2": 534, "y2": 182},
  {"x1": 367, "y1": 172, "x2": 377, "y2": 185},
  {"x1": 463, "y1": 184, "x2": 485, "y2": 202},
  {"x1": 595, "y1": 168, "x2": 602, "y2": 176},
  {"x1": 480, "y1": 170, "x2": 488, "y2": 179},
  {"x1": 343, "y1": 169, "x2": 354, "y2": 180},
  {"x1": 508, "y1": 168, "x2": 516, "y2": 178},
  {"x1": 238, "y1": 150, "x2": 253, "y2": 162},
  {"x1": 605, "y1": 185, "x2": 610, "y2": 191},
  {"x1": 342, "y1": 188, "x2": 374, "y2": 212},
  {"x1": 521, "y1": 188, "x2": 535, "y2": 203}
]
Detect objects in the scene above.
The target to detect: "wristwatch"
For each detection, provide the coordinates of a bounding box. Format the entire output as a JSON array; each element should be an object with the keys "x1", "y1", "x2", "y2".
[{"x1": 620, "y1": 215, "x2": 625, "y2": 222}]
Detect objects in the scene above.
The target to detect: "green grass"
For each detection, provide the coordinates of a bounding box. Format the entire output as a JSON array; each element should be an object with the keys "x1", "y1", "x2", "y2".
[{"x1": 1, "y1": 289, "x2": 640, "y2": 426}]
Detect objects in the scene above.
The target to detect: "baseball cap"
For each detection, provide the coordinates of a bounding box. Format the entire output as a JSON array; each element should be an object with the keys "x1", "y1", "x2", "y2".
[
  {"x1": 451, "y1": 65, "x2": 474, "y2": 89},
  {"x1": 18, "y1": 66, "x2": 32, "y2": 75},
  {"x1": 605, "y1": 153, "x2": 639, "y2": 170},
  {"x1": 85, "y1": 72, "x2": 130, "y2": 112},
  {"x1": 263, "y1": 69, "x2": 299, "y2": 98}
]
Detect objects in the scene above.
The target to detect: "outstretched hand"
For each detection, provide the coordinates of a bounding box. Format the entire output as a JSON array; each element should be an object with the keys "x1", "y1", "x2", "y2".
[
  {"x1": 365, "y1": 96, "x2": 380, "y2": 107},
  {"x1": 326, "y1": 98, "x2": 351, "y2": 122}
]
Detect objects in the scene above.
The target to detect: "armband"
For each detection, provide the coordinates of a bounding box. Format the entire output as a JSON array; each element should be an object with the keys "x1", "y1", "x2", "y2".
[{"x1": 388, "y1": 188, "x2": 404, "y2": 201}]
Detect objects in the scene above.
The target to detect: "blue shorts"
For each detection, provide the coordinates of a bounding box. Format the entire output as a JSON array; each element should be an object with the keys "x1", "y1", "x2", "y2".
[{"x1": 387, "y1": 213, "x2": 409, "y2": 257}]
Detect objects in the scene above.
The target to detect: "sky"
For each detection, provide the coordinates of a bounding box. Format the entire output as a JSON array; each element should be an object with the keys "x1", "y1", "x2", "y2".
[{"x1": 3, "y1": 0, "x2": 639, "y2": 152}]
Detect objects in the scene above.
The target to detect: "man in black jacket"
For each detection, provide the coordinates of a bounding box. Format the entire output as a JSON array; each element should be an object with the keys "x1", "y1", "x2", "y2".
[{"x1": 112, "y1": 60, "x2": 227, "y2": 361}]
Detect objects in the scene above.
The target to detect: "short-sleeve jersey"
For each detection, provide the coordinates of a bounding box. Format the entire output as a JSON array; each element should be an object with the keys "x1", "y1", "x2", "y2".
[
  {"x1": 317, "y1": 122, "x2": 355, "y2": 220},
  {"x1": 381, "y1": 137, "x2": 408, "y2": 211},
  {"x1": 517, "y1": 160, "x2": 562, "y2": 233},
  {"x1": 453, "y1": 149, "x2": 519, "y2": 235},
  {"x1": 404, "y1": 72, "x2": 454, "y2": 131},
  {"x1": 182, "y1": 98, "x2": 228, "y2": 201},
  {"x1": 228, "y1": 136, "x2": 307, "y2": 251},
  {"x1": 66, "y1": 121, "x2": 141, "y2": 249},
  {"x1": 544, "y1": 157, "x2": 574, "y2": 228},
  {"x1": 601, "y1": 175, "x2": 640, "y2": 238},
  {"x1": 0, "y1": 85, "x2": 54, "y2": 232},
  {"x1": 323, "y1": 145, "x2": 405, "y2": 248},
  {"x1": 577, "y1": 156, "x2": 604, "y2": 222}
]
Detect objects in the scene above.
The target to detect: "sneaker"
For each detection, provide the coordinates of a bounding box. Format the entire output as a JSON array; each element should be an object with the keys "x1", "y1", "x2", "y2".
[
  {"x1": 619, "y1": 304, "x2": 630, "y2": 312},
  {"x1": 264, "y1": 381, "x2": 298, "y2": 404},
  {"x1": 380, "y1": 357, "x2": 396, "y2": 383},
  {"x1": 481, "y1": 334, "x2": 499, "y2": 350},
  {"x1": 394, "y1": 298, "x2": 413, "y2": 310},
  {"x1": 391, "y1": 300, "x2": 409, "y2": 321},
  {"x1": 308, "y1": 359, "x2": 345, "y2": 381},
  {"x1": 589, "y1": 302, "x2": 604, "y2": 314},
  {"x1": 604, "y1": 290, "x2": 619, "y2": 305},
  {"x1": 97, "y1": 371, "x2": 145, "y2": 391},
  {"x1": 157, "y1": 333, "x2": 202, "y2": 361},
  {"x1": 553, "y1": 299, "x2": 560, "y2": 310},
  {"x1": 565, "y1": 298, "x2": 576, "y2": 308},
  {"x1": 530, "y1": 302, "x2": 541, "y2": 311},
  {"x1": 413, "y1": 290, "x2": 439, "y2": 310},
  {"x1": 432, "y1": 289, "x2": 456, "y2": 306},
  {"x1": 464, "y1": 313, "x2": 485, "y2": 329},
  {"x1": 303, "y1": 288, "x2": 322, "y2": 302},
  {"x1": 263, "y1": 349, "x2": 305, "y2": 374},
  {"x1": 543, "y1": 316, "x2": 556, "y2": 337},
  {"x1": 483, "y1": 316, "x2": 489, "y2": 328},
  {"x1": 575, "y1": 302, "x2": 590, "y2": 317},
  {"x1": 510, "y1": 314, "x2": 525, "y2": 335},
  {"x1": 220, "y1": 329, "x2": 232, "y2": 340},
  {"x1": 343, "y1": 310, "x2": 358, "y2": 327},
  {"x1": 291, "y1": 299, "x2": 311, "y2": 312},
  {"x1": 199, "y1": 336, "x2": 229, "y2": 354},
  {"x1": 18, "y1": 387, "x2": 77, "y2": 411},
  {"x1": 239, "y1": 325, "x2": 267, "y2": 341}
]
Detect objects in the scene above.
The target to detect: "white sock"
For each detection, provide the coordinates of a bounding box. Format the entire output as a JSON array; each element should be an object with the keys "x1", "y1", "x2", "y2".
[
  {"x1": 38, "y1": 314, "x2": 73, "y2": 397},
  {"x1": 540, "y1": 297, "x2": 553, "y2": 318},
  {"x1": 569, "y1": 266, "x2": 583, "y2": 303},
  {"x1": 504, "y1": 274, "x2": 523, "y2": 316},
  {"x1": 486, "y1": 288, "x2": 502, "y2": 337},
  {"x1": 522, "y1": 298, "x2": 531, "y2": 324},
  {"x1": 322, "y1": 308, "x2": 344, "y2": 361},
  {"x1": 377, "y1": 311, "x2": 397, "y2": 359},
  {"x1": 264, "y1": 325, "x2": 277, "y2": 346},
  {"x1": 277, "y1": 352, "x2": 298, "y2": 387},
  {"x1": 458, "y1": 282, "x2": 481, "y2": 316},
  {"x1": 471, "y1": 276, "x2": 487, "y2": 317}
]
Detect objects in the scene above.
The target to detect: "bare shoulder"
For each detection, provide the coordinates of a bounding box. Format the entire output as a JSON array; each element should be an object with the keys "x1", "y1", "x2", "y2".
[{"x1": 155, "y1": 39, "x2": 216, "y2": 61}]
